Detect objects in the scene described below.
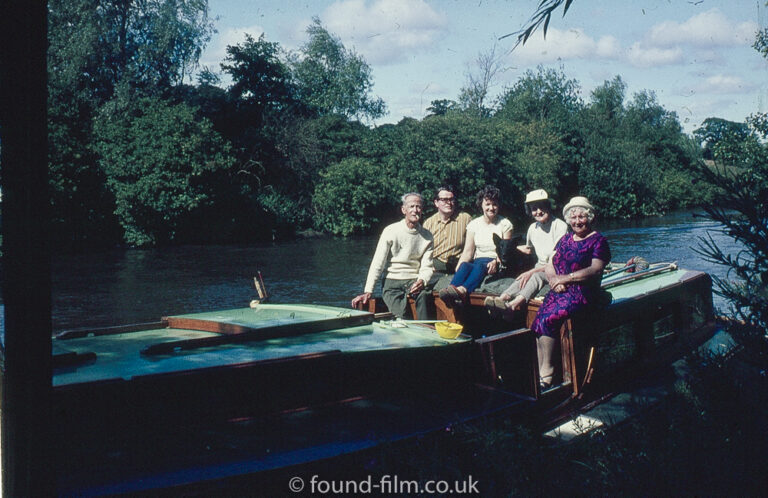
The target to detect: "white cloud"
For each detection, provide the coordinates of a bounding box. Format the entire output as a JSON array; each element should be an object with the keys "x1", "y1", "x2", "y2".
[
  {"x1": 595, "y1": 36, "x2": 621, "y2": 58},
  {"x1": 647, "y1": 9, "x2": 758, "y2": 48},
  {"x1": 200, "y1": 25, "x2": 267, "y2": 70},
  {"x1": 509, "y1": 28, "x2": 621, "y2": 64},
  {"x1": 320, "y1": 0, "x2": 448, "y2": 65},
  {"x1": 697, "y1": 74, "x2": 756, "y2": 94},
  {"x1": 626, "y1": 42, "x2": 684, "y2": 67}
]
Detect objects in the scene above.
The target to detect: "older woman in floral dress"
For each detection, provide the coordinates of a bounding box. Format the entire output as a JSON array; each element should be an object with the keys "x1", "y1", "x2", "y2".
[{"x1": 531, "y1": 196, "x2": 611, "y2": 389}]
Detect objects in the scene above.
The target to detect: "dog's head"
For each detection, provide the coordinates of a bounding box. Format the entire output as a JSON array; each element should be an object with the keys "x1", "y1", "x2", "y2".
[
  {"x1": 493, "y1": 233, "x2": 519, "y2": 268},
  {"x1": 493, "y1": 233, "x2": 536, "y2": 276}
]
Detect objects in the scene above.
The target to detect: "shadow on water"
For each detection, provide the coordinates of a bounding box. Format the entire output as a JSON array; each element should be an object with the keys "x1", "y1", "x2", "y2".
[{"x1": 0, "y1": 210, "x2": 743, "y2": 333}]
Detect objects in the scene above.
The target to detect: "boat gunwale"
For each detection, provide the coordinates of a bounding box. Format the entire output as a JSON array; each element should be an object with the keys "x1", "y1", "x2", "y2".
[
  {"x1": 55, "y1": 320, "x2": 169, "y2": 340},
  {"x1": 140, "y1": 311, "x2": 376, "y2": 355}
]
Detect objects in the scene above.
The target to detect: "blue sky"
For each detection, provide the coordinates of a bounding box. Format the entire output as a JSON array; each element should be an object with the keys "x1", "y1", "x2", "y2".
[{"x1": 200, "y1": 0, "x2": 767, "y2": 134}]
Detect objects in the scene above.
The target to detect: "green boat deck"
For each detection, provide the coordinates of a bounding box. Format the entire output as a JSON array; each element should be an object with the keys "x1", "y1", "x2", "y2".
[{"x1": 53, "y1": 306, "x2": 468, "y2": 386}]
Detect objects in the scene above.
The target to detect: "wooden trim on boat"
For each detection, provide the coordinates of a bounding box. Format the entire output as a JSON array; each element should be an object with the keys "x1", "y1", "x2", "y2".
[
  {"x1": 55, "y1": 320, "x2": 169, "y2": 340},
  {"x1": 141, "y1": 313, "x2": 374, "y2": 356},
  {"x1": 359, "y1": 297, "x2": 420, "y2": 319}
]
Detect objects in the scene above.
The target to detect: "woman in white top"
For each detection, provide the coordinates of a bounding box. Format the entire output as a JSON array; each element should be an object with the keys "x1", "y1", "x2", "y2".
[
  {"x1": 439, "y1": 185, "x2": 512, "y2": 308},
  {"x1": 485, "y1": 189, "x2": 568, "y2": 315}
]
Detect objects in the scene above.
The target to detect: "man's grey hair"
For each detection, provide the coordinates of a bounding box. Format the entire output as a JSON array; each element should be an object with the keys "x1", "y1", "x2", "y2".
[
  {"x1": 401, "y1": 192, "x2": 423, "y2": 205},
  {"x1": 565, "y1": 205, "x2": 595, "y2": 223}
]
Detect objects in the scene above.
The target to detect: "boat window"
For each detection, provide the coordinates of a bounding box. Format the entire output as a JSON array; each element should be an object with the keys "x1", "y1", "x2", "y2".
[
  {"x1": 652, "y1": 314, "x2": 676, "y2": 346},
  {"x1": 595, "y1": 323, "x2": 636, "y2": 371}
]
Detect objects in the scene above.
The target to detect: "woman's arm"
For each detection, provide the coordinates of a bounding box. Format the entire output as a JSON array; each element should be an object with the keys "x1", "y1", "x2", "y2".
[
  {"x1": 457, "y1": 229, "x2": 476, "y2": 266},
  {"x1": 544, "y1": 262, "x2": 556, "y2": 281},
  {"x1": 515, "y1": 264, "x2": 545, "y2": 289},
  {"x1": 549, "y1": 258, "x2": 607, "y2": 290}
]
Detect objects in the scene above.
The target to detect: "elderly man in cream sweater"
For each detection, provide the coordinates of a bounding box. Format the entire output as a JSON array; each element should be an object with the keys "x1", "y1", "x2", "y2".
[{"x1": 351, "y1": 192, "x2": 435, "y2": 319}]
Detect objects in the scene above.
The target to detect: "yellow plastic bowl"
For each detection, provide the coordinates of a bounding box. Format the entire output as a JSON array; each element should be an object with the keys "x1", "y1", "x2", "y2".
[{"x1": 435, "y1": 321, "x2": 463, "y2": 340}]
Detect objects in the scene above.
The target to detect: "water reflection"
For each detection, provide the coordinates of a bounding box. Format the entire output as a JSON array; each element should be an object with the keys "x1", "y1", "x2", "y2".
[{"x1": 2, "y1": 210, "x2": 742, "y2": 332}]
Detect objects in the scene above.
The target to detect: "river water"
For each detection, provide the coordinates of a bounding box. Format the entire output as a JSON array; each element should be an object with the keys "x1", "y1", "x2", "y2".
[{"x1": 38, "y1": 209, "x2": 740, "y2": 332}]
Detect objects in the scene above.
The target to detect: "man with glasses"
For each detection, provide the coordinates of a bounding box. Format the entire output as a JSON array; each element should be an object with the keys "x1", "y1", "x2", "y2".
[
  {"x1": 484, "y1": 189, "x2": 568, "y2": 315},
  {"x1": 423, "y1": 185, "x2": 472, "y2": 291}
]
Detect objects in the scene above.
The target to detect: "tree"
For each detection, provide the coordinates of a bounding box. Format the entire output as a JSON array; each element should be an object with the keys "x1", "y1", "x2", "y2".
[
  {"x1": 426, "y1": 99, "x2": 457, "y2": 117},
  {"x1": 313, "y1": 157, "x2": 396, "y2": 235},
  {"x1": 694, "y1": 117, "x2": 755, "y2": 161},
  {"x1": 129, "y1": 0, "x2": 215, "y2": 88},
  {"x1": 48, "y1": 0, "x2": 214, "y2": 100},
  {"x1": 291, "y1": 17, "x2": 386, "y2": 121},
  {"x1": 221, "y1": 33, "x2": 297, "y2": 117},
  {"x1": 587, "y1": 75, "x2": 626, "y2": 123},
  {"x1": 93, "y1": 96, "x2": 235, "y2": 246},
  {"x1": 458, "y1": 44, "x2": 504, "y2": 117},
  {"x1": 577, "y1": 78, "x2": 703, "y2": 216},
  {"x1": 47, "y1": 0, "x2": 216, "y2": 247},
  {"x1": 495, "y1": 66, "x2": 584, "y2": 197},
  {"x1": 311, "y1": 111, "x2": 569, "y2": 235},
  {"x1": 753, "y1": 24, "x2": 768, "y2": 58},
  {"x1": 692, "y1": 9, "x2": 768, "y2": 373},
  {"x1": 500, "y1": 0, "x2": 575, "y2": 48},
  {"x1": 494, "y1": 66, "x2": 582, "y2": 124},
  {"x1": 695, "y1": 110, "x2": 768, "y2": 339}
]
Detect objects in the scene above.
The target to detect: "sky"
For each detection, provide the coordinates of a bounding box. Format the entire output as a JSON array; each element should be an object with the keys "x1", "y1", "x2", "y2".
[{"x1": 199, "y1": 0, "x2": 768, "y2": 135}]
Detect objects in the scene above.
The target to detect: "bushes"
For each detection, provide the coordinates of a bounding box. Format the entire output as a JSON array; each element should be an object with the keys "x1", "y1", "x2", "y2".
[
  {"x1": 313, "y1": 157, "x2": 397, "y2": 235},
  {"x1": 93, "y1": 96, "x2": 235, "y2": 246},
  {"x1": 311, "y1": 113, "x2": 570, "y2": 233}
]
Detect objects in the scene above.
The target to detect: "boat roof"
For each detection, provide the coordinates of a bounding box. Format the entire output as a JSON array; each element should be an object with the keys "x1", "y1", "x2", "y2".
[
  {"x1": 606, "y1": 268, "x2": 705, "y2": 304},
  {"x1": 53, "y1": 308, "x2": 467, "y2": 387}
]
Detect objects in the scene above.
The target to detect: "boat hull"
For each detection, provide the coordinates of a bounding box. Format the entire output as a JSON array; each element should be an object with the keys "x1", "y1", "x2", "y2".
[{"x1": 51, "y1": 267, "x2": 718, "y2": 495}]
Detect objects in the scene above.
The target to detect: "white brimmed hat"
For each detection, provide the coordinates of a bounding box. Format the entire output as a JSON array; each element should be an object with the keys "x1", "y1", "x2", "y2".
[
  {"x1": 562, "y1": 196, "x2": 595, "y2": 217},
  {"x1": 524, "y1": 189, "x2": 549, "y2": 204}
]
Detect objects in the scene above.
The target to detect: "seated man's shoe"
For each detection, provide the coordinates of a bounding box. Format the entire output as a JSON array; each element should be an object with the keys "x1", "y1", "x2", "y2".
[
  {"x1": 453, "y1": 287, "x2": 469, "y2": 308},
  {"x1": 439, "y1": 285, "x2": 459, "y2": 308}
]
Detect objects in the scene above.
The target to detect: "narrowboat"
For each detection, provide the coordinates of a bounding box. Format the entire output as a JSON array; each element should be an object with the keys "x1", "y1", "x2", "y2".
[{"x1": 51, "y1": 262, "x2": 717, "y2": 496}]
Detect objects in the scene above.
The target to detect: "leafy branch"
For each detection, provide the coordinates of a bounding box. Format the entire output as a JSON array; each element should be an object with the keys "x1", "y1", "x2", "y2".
[{"x1": 499, "y1": 0, "x2": 575, "y2": 48}]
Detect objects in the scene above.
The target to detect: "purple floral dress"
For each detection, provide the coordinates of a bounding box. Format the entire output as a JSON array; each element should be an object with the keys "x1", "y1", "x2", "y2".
[{"x1": 531, "y1": 232, "x2": 611, "y2": 337}]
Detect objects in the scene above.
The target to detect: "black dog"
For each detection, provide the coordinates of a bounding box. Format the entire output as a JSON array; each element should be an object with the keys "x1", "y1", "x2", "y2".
[{"x1": 492, "y1": 233, "x2": 537, "y2": 278}]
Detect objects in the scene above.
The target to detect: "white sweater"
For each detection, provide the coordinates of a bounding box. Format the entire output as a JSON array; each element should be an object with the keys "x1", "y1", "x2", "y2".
[{"x1": 364, "y1": 220, "x2": 435, "y2": 293}]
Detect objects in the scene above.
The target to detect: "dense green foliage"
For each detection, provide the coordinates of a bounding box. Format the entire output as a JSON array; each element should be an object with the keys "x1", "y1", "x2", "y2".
[
  {"x1": 291, "y1": 18, "x2": 386, "y2": 121},
  {"x1": 47, "y1": 0, "x2": 217, "y2": 248},
  {"x1": 695, "y1": 110, "x2": 768, "y2": 340},
  {"x1": 93, "y1": 96, "x2": 235, "y2": 245},
  {"x1": 46, "y1": 3, "x2": 714, "y2": 248},
  {"x1": 693, "y1": 117, "x2": 755, "y2": 160}
]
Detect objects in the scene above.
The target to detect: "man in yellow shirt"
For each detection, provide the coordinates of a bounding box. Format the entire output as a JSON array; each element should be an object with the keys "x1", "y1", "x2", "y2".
[{"x1": 423, "y1": 185, "x2": 472, "y2": 291}]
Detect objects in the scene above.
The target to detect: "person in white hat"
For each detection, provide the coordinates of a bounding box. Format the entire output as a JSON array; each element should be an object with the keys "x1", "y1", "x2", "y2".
[
  {"x1": 484, "y1": 189, "x2": 568, "y2": 314},
  {"x1": 530, "y1": 195, "x2": 611, "y2": 389}
]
